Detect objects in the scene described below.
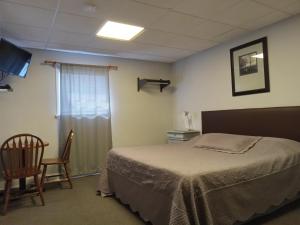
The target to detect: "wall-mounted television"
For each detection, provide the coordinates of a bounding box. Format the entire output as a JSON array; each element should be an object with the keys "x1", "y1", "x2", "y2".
[{"x1": 0, "y1": 38, "x2": 32, "y2": 78}]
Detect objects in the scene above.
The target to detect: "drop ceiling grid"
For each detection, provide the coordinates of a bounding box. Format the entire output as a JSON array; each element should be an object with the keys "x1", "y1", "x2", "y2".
[
  {"x1": 0, "y1": 0, "x2": 298, "y2": 62},
  {"x1": 43, "y1": 0, "x2": 61, "y2": 49}
]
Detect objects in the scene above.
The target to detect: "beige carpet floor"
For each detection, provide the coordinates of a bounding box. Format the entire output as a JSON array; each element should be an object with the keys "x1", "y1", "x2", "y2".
[{"x1": 1, "y1": 176, "x2": 300, "y2": 225}]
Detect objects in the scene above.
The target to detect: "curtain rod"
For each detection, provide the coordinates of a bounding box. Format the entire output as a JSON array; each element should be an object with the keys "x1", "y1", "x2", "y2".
[{"x1": 43, "y1": 60, "x2": 118, "y2": 70}]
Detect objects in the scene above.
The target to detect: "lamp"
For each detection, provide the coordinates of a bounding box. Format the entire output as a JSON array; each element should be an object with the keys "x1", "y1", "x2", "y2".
[{"x1": 183, "y1": 111, "x2": 193, "y2": 131}]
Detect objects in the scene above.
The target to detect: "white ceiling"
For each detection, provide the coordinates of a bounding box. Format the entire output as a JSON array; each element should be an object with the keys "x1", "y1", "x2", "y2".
[{"x1": 0, "y1": 0, "x2": 299, "y2": 63}]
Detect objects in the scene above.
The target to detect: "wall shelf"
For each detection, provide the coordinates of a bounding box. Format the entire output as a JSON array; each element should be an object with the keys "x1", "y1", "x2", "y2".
[
  {"x1": 137, "y1": 77, "x2": 171, "y2": 92},
  {"x1": 0, "y1": 84, "x2": 13, "y2": 92},
  {"x1": 0, "y1": 72, "x2": 12, "y2": 93}
]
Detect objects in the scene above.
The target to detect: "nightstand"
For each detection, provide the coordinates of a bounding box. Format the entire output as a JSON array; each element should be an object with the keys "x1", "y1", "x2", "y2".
[{"x1": 167, "y1": 130, "x2": 200, "y2": 143}]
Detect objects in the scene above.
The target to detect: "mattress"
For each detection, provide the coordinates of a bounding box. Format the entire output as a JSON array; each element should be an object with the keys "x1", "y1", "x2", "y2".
[{"x1": 98, "y1": 136, "x2": 300, "y2": 225}]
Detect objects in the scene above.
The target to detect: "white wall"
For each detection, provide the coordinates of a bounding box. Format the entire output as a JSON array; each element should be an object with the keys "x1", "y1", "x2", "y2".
[
  {"x1": 172, "y1": 15, "x2": 300, "y2": 131},
  {"x1": 0, "y1": 49, "x2": 173, "y2": 162}
]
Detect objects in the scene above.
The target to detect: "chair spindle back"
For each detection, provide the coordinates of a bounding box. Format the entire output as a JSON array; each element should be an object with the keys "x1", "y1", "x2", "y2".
[
  {"x1": 0, "y1": 134, "x2": 45, "y2": 179},
  {"x1": 61, "y1": 130, "x2": 74, "y2": 162}
]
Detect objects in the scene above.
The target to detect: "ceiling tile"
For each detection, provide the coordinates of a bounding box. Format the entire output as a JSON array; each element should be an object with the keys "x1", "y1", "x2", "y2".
[
  {"x1": 0, "y1": 12, "x2": 3, "y2": 22},
  {"x1": 134, "y1": 0, "x2": 181, "y2": 9},
  {"x1": 173, "y1": 0, "x2": 242, "y2": 20},
  {"x1": 47, "y1": 42, "x2": 118, "y2": 56},
  {"x1": 191, "y1": 20, "x2": 234, "y2": 39},
  {"x1": 283, "y1": 1, "x2": 300, "y2": 14},
  {"x1": 116, "y1": 52, "x2": 175, "y2": 62},
  {"x1": 134, "y1": 29, "x2": 175, "y2": 46},
  {"x1": 2, "y1": 0, "x2": 59, "y2": 10},
  {"x1": 53, "y1": 12, "x2": 103, "y2": 34},
  {"x1": 164, "y1": 35, "x2": 216, "y2": 51},
  {"x1": 149, "y1": 13, "x2": 234, "y2": 40},
  {"x1": 131, "y1": 44, "x2": 196, "y2": 59},
  {"x1": 87, "y1": 37, "x2": 144, "y2": 52},
  {"x1": 47, "y1": 30, "x2": 93, "y2": 47},
  {"x1": 58, "y1": 0, "x2": 99, "y2": 18},
  {"x1": 253, "y1": 0, "x2": 298, "y2": 11},
  {"x1": 242, "y1": 10, "x2": 290, "y2": 30},
  {"x1": 104, "y1": 0, "x2": 167, "y2": 27},
  {"x1": 4, "y1": 37, "x2": 46, "y2": 49},
  {"x1": 214, "y1": 0, "x2": 275, "y2": 26},
  {"x1": 171, "y1": 54, "x2": 197, "y2": 62},
  {"x1": 149, "y1": 11, "x2": 204, "y2": 36},
  {"x1": 59, "y1": 0, "x2": 168, "y2": 27},
  {"x1": 84, "y1": 46, "x2": 120, "y2": 56},
  {"x1": 253, "y1": 0, "x2": 300, "y2": 14},
  {"x1": 1, "y1": 23, "x2": 49, "y2": 42},
  {"x1": 212, "y1": 28, "x2": 249, "y2": 43},
  {"x1": 0, "y1": 1, "x2": 55, "y2": 28}
]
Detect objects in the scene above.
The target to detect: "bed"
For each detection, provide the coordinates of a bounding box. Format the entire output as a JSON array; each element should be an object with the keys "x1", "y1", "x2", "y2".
[{"x1": 98, "y1": 106, "x2": 300, "y2": 225}]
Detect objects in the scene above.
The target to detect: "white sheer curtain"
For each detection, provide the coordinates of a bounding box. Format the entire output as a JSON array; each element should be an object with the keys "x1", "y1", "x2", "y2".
[{"x1": 57, "y1": 63, "x2": 112, "y2": 175}]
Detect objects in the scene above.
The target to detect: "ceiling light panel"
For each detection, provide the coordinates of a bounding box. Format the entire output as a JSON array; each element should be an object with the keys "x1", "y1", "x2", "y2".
[{"x1": 97, "y1": 21, "x2": 144, "y2": 41}]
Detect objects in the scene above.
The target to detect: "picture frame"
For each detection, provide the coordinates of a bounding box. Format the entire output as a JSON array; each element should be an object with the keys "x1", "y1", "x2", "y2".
[{"x1": 230, "y1": 37, "x2": 270, "y2": 96}]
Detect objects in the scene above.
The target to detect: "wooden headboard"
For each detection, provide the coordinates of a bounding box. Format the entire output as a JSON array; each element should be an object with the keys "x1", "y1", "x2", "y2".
[{"x1": 202, "y1": 106, "x2": 300, "y2": 142}]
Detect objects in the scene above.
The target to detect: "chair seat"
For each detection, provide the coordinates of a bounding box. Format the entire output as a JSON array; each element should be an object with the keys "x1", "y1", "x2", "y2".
[
  {"x1": 4, "y1": 169, "x2": 41, "y2": 179},
  {"x1": 42, "y1": 158, "x2": 66, "y2": 165}
]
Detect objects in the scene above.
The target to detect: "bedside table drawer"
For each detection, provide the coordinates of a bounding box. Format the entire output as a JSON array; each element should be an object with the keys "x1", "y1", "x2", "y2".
[
  {"x1": 168, "y1": 139, "x2": 189, "y2": 144},
  {"x1": 167, "y1": 130, "x2": 200, "y2": 143}
]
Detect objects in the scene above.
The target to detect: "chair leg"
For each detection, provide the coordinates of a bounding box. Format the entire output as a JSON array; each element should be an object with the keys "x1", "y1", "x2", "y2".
[
  {"x1": 40, "y1": 164, "x2": 47, "y2": 191},
  {"x1": 3, "y1": 180, "x2": 12, "y2": 215},
  {"x1": 63, "y1": 163, "x2": 72, "y2": 189},
  {"x1": 2, "y1": 181, "x2": 7, "y2": 204},
  {"x1": 34, "y1": 175, "x2": 45, "y2": 206}
]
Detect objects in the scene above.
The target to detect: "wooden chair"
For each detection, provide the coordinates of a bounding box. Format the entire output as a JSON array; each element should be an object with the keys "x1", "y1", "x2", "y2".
[
  {"x1": 41, "y1": 130, "x2": 74, "y2": 189},
  {"x1": 0, "y1": 134, "x2": 45, "y2": 215}
]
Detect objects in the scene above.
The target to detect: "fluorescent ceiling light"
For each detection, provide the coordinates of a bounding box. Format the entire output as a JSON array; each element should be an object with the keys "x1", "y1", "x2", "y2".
[
  {"x1": 96, "y1": 21, "x2": 144, "y2": 41},
  {"x1": 251, "y1": 53, "x2": 264, "y2": 59}
]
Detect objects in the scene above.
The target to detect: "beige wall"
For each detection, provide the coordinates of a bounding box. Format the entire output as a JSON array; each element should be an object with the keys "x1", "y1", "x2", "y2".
[
  {"x1": 172, "y1": 15, "x2": 300, "y2": 131},
  {"x1": 0, "y1": 49, "x2": 173, "y2": 162}
]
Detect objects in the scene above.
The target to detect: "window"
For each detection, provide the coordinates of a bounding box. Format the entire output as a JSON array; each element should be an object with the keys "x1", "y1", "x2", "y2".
[{"x1": 56, "y1": 64, "x2": 110, "y2": 118}]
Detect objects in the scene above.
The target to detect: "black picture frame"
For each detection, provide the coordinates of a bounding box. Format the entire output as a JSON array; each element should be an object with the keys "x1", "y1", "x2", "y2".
[{"x1": 230, "y1": 37, "x2": 270, "y2": 96}]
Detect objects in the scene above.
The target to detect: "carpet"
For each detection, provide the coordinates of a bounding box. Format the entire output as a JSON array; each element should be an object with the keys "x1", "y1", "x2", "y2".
[{"x1": 1, "y1": 176, "x2": 300, "y2": 225}]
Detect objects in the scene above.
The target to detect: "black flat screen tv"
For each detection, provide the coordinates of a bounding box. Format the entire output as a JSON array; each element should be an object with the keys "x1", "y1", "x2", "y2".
[{"x1": 0, "y1": 38, "x2": 32, "y2": 78}]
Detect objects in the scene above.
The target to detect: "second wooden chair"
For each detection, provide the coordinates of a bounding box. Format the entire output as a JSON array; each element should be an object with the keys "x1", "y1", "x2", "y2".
[{"x1": 40, "y1": 130, "x2": 74, "y2": 189}]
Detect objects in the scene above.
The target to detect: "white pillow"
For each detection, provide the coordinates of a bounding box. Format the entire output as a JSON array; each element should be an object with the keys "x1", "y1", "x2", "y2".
[{"x1": 193, "y1": 133, "x2": 262, "y2": 154}]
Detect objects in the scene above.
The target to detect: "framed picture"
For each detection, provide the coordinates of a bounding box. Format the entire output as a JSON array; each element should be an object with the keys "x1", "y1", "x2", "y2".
[{"x1": 230, "y1": 37, "x2": 270, "y2": 96}]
